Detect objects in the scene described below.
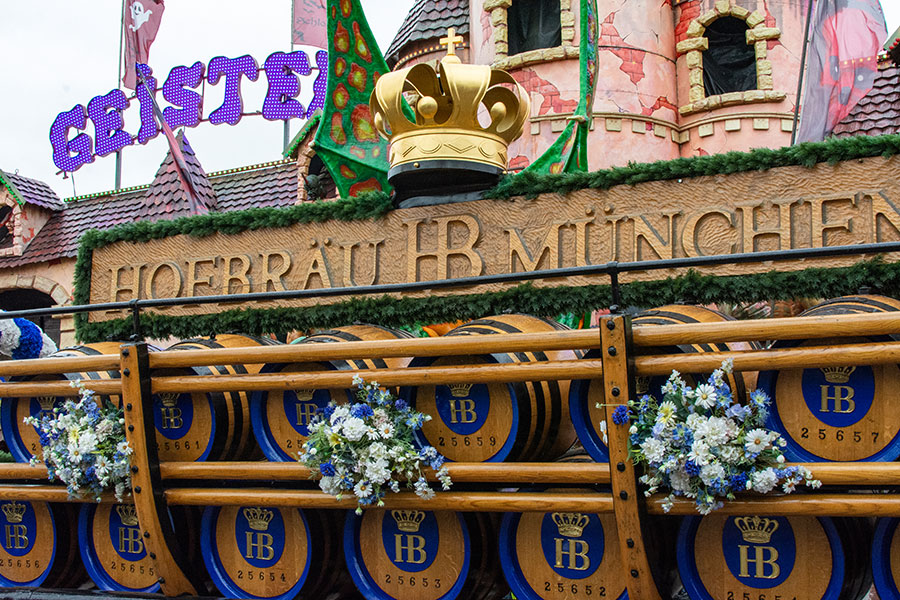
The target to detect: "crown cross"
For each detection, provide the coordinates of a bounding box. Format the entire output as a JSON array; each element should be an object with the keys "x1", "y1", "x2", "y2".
[{"x1": 439, "y1": 28, "x2": 464, "y2": 56}]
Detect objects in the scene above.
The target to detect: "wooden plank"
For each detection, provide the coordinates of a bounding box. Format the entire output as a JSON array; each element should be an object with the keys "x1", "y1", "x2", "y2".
[
  {"x1": 164, "y1": 489, "x2": 615, "y2": 512},
  {"x1": 120, "y1": 344, "x2": 199, "y2": 596},
  {"x1": 633, "y1": 311, "x2": 900, "y2": 346},
  {"x1": 159, "y1": 461, "x2": 612, "y2": 484},
  {"x1": 148, "y1": 328, "x2": 601, "y2": 368},
  {"x1": 0, "y1": 486, "x2": 92, "y2": 502},
  {"x1": 634, "y1": 341, "x2": 900, "y2": 375},
  {"x1": 0, "y1": 380, "x2": 120, "y2": 397},
  {"x1": 646, "y1": 493, "x2": 900, "y2": 517},
  {"x1": 151, "y1": 359, "x2": 604, "y2": 393},
  {"x1": 0, "y1": 464, "x2": 48, "y2": 480},
  {"x1": 0, "y1": 354, "x2": 119, "y2": 378},
  {"x1": 600, "y1": 315, "x2": 662, "y2": 600}
]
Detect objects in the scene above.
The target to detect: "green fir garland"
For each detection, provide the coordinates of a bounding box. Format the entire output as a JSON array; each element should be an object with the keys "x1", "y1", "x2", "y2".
[{"x1": 73, "y1": 133, "x2": 900, "y2": 340}]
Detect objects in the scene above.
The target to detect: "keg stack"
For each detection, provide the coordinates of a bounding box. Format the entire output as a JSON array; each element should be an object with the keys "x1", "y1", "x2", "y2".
[
  {"x1": 1, "y1": 342, "x2": 124, "y2": 463},
  {"x1": 249, "y1": 324, "x2": 413, "y2": 461},
  {"x1": 154, "y1": 334, "x2": 280, "y2": 462},
  {"x1": 758, "y1": 295, "x2": 900, "y2": 462},
  {"x1": 399, "y1": 315, "x2": 582, "y2": 463},
  {"x1": 569, "y1": 305, "x2": 759, "y2": 462}
]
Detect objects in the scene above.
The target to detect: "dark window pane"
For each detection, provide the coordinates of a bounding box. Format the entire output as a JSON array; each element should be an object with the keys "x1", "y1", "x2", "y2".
[
  {"x1": 702, "y1": 17, "x2": 757, "y2": 96},
  {"x1": 508, "y1": 0, "x2": 562, "y2": 56}
]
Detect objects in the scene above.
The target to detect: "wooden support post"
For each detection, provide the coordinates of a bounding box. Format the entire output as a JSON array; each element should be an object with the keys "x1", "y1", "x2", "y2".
[
  {"x1": 120, "y1": 343, "x2": 200, "y2": 596},
  {"x1": 600, "y1": 315, "x2": 662, "y2": 600}
]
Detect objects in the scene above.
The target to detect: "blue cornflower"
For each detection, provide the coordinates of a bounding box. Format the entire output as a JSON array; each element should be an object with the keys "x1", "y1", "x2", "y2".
[
  {"x1": 729, "y1": 472, "x2": 748, "y2": 491},
  {"x1": 725, "y1": 404, "x2": 751, "y2": 422},
  {"x1": 406, "y1": 414, "x2": 425, "y2": 428},
  {"x1": 394, "y1": 399, "x2": 408, "y2": 411},
  {"x1": 684, "y1": 461, "x2": 701, "y2": 476},
  {"x1": 323, "y1": 404, "x2": 336, "y2": 418},
  {"x1": 350, "y1": 404, "x2": 374, "y2": 419},
  {"x1": 612, "y1": 405, "x2": 630, "y2": 425},
  {"x1": 320, "y1": 461, "x2": 336, "y2": 477}
]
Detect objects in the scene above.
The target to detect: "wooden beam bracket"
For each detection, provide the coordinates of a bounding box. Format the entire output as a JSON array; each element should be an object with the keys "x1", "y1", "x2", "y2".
[
  {"x1": 120, "y1": 343, "x2": 201, "y2": 596},
  {"x1": 600, "y1": 315, "x2": 663, "y2": 600}
]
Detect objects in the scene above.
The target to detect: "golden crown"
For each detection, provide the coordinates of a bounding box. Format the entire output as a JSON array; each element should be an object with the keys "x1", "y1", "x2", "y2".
[
  {"x1": 820, "y1": 366, "x2": 856, "y2": 384},
  {"x1": 734, "y1": 516, "x2": 779, "y2": 544},
  {"x1": 116, "y1": 504, "x2": 139, "y2": 527},
  {"x1": 552, "y1": 512, "x2": 589, "y2": 538},
  {"x1": 243, "y1": 507, "x2": 274, "y2": 531},
  {"x1": 157, "y1": 392, "x2": 180, "y2": 408},
  {"x1": 370, "y1": 28, "x2": 529, "y2": 175},
  {"x1": 294, "y1": 389, "x2": 314, "y2": 402},
  {"x1": 392, "y1": 510, "x2": 426, "y2": 533},
  {"x1": 2, "y1": 502, "x2": 26, "y2": 524},
  {"x1": 37, "y1": 396, "x2": 56, "y2": 412},
  {"x1": 447, "y1": 383, "x2": 473, "y2": 398}
]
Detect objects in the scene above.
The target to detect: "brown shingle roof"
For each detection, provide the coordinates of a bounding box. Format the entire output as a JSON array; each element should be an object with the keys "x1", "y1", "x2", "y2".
[
  {"x1": 386, "y1": 0, "x2": 469, "y2": 65},
  {"x1": 1, "y1": 172, "x2": 65, "y2": 211},
  {"x1": 0, "y1": 160, "x2": 298, "y2": 270},
  {"x1": 135, "y1": 132, "x2": 217, "y2": 221},
  {"x1": 833, "y1": 62, "x2": 900, "y2": 138}
]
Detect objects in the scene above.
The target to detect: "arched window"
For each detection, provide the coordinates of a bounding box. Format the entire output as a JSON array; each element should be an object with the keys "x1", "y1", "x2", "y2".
[
  {"x1": 676, "y1": 5, "x2": 785, "y2": 115},
  {"x1": 702, "y1": 17, "x2": 756, "y2": 96}
]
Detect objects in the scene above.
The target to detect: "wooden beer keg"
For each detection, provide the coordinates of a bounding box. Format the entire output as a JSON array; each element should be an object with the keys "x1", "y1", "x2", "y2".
[
  {"x1": 155, "y1": 334, "x2": 279, "y2": 462},
  {"x1": 499, "y1": 491, "x2": 626, "y2": 600},
  {"x1": 873, "y1": 518, "x2": 900, "y2": 599},
  {"x1": 200, "y1": 505, "x2": 358, "y2": 599},
  {"x1": 757, "y1": 295, "x2": 900, "y2": 461},
  {"x1": 677, "y1": 515, "x2": 872, "y2": 600},
  {"x1": 250, "y1": 325, "x2": 412, "y2": 462},
  {"x1": 1, "y1": 342, "x2": 124, "y2": 463},
  {"x1": 79, "y1": 503, "x2": 161, "y2": 592},
  {"x1": 0, "y1": 501, "x2": 84, "y2": 588},
  {"x1": 343, "y1": 509, "x2": 505, "y2": 600},
  {"x1": 399, "y1": 315, "x2": 582, "y2": 463},
  {"x1": 569, "y1": 305, "x2": 758, "y2": 462}
]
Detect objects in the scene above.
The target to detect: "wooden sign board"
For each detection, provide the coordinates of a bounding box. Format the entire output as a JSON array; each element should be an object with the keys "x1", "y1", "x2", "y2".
[{"x1": 87, "y1": 156, "x2": 900, "y2": 321}]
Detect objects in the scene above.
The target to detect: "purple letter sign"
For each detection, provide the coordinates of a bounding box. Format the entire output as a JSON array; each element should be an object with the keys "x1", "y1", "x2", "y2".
[
  {"x1": 208, "y1": 55, "x2": 259, "y2": 126},
  {"x1": 50, "y1": 105, "x2": 94, "y2": 172},
  {"x1": 162, "y1": 61, "x2": 205, "y2": 129},
  {"x1": 87, "y1": 90, "x2": 133, "y2": 157}
]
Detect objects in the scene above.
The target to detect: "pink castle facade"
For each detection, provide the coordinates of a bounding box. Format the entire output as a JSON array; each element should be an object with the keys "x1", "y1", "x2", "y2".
[{"x1": 388, "y1": 0, "x2": 810, "y2": 170}]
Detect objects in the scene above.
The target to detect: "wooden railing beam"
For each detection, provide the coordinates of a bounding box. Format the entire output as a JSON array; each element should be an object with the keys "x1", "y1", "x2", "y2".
[
  {"x1": 159, "y1": 461, "x2": 612, "y2": 484},
  {"x1": 164, "y1": 489, "x2": 615, "y2": 512}
]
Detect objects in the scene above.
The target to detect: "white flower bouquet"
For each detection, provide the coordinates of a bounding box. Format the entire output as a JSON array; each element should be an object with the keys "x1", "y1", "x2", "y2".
[
  {"x1": 605, "y1": 360, "x2": 820, "y2": 514},
  {"x1": 24, "y1": 381, "x2": 133, "y2": 502},
  {"x1": 299, "y1": 376, "x2": 451, "y2": 513}
]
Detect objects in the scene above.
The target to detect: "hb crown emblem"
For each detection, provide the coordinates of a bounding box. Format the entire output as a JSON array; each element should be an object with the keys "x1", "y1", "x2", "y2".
[
  {"x1": 2, "y1": 502, "x2": 25, "y2": 523},
  {"x1": 392, "y1": 510, "x2": 426, "y2": 533},
  {"x1": 37, "y1": 396, "x2": 56, "y2": 411},
  {"x1": 243, "y1": 507, "x2": 274, "y2": 531},
  {"x1": 158, "y1": 392, "x2": 179, "y2": 408},
  {"x1": 820, "y1": 366, "x2": 856, "y2": 384},
  {"x1": 552, "y1": 512, "x2": 589, "y2": 537},
  {"x1": 294, "y1": 389, "x2": 314, "y2": 402},
  {"x1": 447, "y1": 383, "x2": 473, "y2": 398},
  {"x1": 734, "y1": 516, "x2": 779, "y2": 544},
  {"x1": 116, "y1": 504, "x2": 139, "y2": 527}
]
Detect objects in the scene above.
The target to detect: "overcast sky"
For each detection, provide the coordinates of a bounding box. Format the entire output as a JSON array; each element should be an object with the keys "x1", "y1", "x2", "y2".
[{"x1": 0, "y1": 1, "x2": 897, "y2": 200}]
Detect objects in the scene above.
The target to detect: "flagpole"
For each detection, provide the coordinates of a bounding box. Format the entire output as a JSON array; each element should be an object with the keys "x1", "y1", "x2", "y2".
[
  {"x1": 285, "y1": 0, "x2": 294, "y2": 153},
  {"x1": 115, "y1": 0, "x2": 126, "y2": 189},
  {"x1": 791, "y1": 0, "x2": 815, "y2": 145}
]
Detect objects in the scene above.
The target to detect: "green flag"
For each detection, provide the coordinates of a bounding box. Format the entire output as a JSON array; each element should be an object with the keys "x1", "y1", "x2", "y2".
[
  {"x1": 524, "y1": 0, "x2": 598, "y2": 174},
  {"x1": 313, "y1": 0, "x2": 391, "y2": 197}
]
